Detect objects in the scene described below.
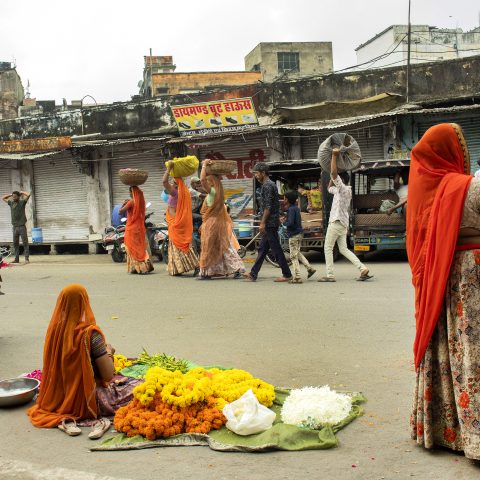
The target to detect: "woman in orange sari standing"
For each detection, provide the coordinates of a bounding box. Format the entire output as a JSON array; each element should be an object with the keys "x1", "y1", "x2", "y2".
[
  {"x1": 163, "y1": 162, "x2": 199, "y2": 276},
  {"x1": 119, "y1": 186, "x2": 153, "y2": 274},
  {"x1": 198, "y1": 160, "x2": 245, "y2": 280},
  {"x1": 409, "y1": 123, "x2": 480, "y2": 459},
  {"x1": 28, "y1": 284, "x2": 138, "y2": 438}
]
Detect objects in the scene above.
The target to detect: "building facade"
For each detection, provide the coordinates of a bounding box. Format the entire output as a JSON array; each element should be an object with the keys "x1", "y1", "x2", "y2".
[
  {"x1": 356, "y1": 25, "x2": 480, "y2": 68},
  {"x1": 0, "y1": 63, "x2": 24, "y2": 121},
  {"x1": 140, "y1": 56, "x2": 261, "y2": 97},
  {"x1": 245, "y1": 42, "x2": 333, "y2": 82}
]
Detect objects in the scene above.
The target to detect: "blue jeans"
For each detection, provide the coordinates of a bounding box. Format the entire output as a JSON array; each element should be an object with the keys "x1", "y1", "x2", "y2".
[{"x1": 250, "y1": 227, "x2": 292, "y2": 279}]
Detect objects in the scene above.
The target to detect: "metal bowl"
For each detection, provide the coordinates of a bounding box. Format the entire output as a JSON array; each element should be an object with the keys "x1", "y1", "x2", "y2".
[{"x1": 0, "y1": 378, "x2": 40, "y2": 407}]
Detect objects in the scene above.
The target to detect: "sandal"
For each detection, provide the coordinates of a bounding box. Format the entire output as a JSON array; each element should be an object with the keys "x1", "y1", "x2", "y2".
[
  {"x1": 58, "y1": 418, "x2": 82, "y2": 437},
  {"x1": 318, "y1": 277, "x2": 336, "y2": 282},
  {"x1": 88, "y1": 418, "x2": 111, "y2": 440},
  {"x1": 307, "y1": 269, "x2": 316, "y2": 279},
  {"x1": 243, "y1": 272, "x2": 256, "y2": 282},
  {"x1": 289, "y1": 277, "x2": 303, "y2": 284},
  {"x1": 357, "y1": 270, "x2": 373, "y2": 281},
  {"x1": 274, "y1": 277, "x2": 291, "y2": 283}
]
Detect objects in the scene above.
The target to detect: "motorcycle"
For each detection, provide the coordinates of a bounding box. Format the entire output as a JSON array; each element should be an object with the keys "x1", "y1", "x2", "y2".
[{"x1": 103, "y1": 203, "x2": 166, "y2": 263}]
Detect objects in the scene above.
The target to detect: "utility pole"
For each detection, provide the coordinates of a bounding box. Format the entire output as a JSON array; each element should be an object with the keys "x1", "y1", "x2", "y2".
[
  {"x1": 406, "y1": 0, "x2": 412, "y2": 103},
  {"x1": 149, "y1": 48, "x2": 154, "y2": 98}
]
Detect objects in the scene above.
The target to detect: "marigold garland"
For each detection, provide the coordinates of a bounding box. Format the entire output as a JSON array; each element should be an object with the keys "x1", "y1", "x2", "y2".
[
  {"x1": 114, "y1": 394, "x2": 225, "y2": 440},
  {"x1": 113, "y1": 354, "x2": 133, "y2": 374},
  {"x1": 115, "y1": 366, "x2": 275, "y2": 440}
]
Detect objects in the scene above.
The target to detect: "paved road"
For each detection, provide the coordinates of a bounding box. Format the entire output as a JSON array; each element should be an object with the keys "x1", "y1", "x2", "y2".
[{"x1": 0, "y1": 254, "x2": 478, "y2": 479}]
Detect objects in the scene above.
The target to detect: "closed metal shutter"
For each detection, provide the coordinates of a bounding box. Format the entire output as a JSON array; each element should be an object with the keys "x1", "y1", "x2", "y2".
[
  {"x1": 111, "y1": 157, "x2": 166, "y2": 225},
  {"x1": 418, "y1": 115, "x2": 480, "y2": 174},
  {"x1": 301, "y1": 125, "x2": 385, "y2": 162},
  {"x1": 33, "y1": 158, "x2": 89, "y2": 241},
  {"x1": 0, "y1": 168, "x2": 12, "y2": 242},
  {"x1": 195, "y1": 135, "x2": 272, "y2": 217}
]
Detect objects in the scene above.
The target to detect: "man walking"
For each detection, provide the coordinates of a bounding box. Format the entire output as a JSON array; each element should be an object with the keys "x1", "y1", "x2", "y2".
[
  {"x1": 2, "y1": 190, "x2": 31, "y2": 264},
  {"x1": 244, "y1": 162, "x2": 292, "y2": 282},
  {"x1": 318, "y1": 149, "x2": 371, "y2": 282}
]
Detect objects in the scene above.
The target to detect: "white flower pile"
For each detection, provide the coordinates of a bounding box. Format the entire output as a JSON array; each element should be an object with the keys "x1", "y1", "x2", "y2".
[{"x1": 281, "y1": 386, "x2": 352, "y2": 428}]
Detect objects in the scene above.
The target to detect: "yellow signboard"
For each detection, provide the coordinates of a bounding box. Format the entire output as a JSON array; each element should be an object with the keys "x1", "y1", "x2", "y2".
[
  {"x1": 354, "y1": 245, "x2": 371, "y2": 252},
  {"x1": 171, "y1": 98, "x2": 259, "y2": 137}
]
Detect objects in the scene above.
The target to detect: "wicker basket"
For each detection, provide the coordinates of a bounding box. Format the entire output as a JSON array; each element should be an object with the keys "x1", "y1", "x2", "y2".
[
  {"x1": 118, "y1": 169, "x2": 149, "y2": 186},
  {"x1": 205, "y1": 160, "x2": 237, "y2": 175}
]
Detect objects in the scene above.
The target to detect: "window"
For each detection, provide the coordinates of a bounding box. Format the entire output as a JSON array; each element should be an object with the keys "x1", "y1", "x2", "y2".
[
  {"x1": 252, "y1": 63, "x2": 261, "y2": 72},
  {"x1": 277, "y1": 52, "x2": 299, "y2": 73},
  {"x1": 156, "y1": 87, "x2": 169, "y2": 95}
]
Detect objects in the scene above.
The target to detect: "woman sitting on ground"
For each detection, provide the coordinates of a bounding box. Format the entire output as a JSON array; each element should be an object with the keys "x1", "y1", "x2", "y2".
[
  {"x1": 119, "y1": 186, "x2": 153, "y2": 274},
  {"x1": 163, "y1": 162, "x2": 199, "y2": 276},
  {"x1": 28, "y1": 284, "x2": 138, "y2": 438},
  {"x1": 198, "y1": 160, "x2": 244, "y2": 280}
]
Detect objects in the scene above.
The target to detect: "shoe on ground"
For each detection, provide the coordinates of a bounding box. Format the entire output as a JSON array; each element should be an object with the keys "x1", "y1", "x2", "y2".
[
  {"x1": 318, "y1": 276, "x2": 336, "y2": 282},
  {"x1": 25, "y1": 259, "x2": 30, "y2": 264},
  {"x1": 243, "y1": 272, "x2": 256, "y2": 282},
  {"x1": 289, "y1": 277, "x2": 303, "y2": 284},
  {"x1": 12, "y1": 259, "x2": 19, "y2": 264},
  {"x1": 307, "y1": 268, "x2": 316, "y2": 279},
  {"x1": 0, "y1": 291, "x2": 4, "y2": 295},
  {"x1": 274, "y1": 277, "x2": 291, "y2": 283}
]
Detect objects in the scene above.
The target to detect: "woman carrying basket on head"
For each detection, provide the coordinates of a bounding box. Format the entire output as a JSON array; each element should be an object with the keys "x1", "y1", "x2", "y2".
[
  {"x1": 119, "y1": 186, "x2": 153, "y2": 275},
  {"x1": 409, "y1": 123, "x2": 480, "y2": 459},
  {"x1": 197, "y1": 160, "x2": 245, "y2": 280},
  {"x1": 163, "y1": 161, "x2": 199, "y2": 276}
]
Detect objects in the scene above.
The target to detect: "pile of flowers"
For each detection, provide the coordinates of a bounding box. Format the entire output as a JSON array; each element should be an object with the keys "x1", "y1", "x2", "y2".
[
  {"x1": 114, "y1": 367, "x2": 275, "y2": 440},
  {"x1": 114, "y1": 395, "x2": 225, "y2": 439},
  {"x1": 133, "y1": 367, "x2": 275, "y2": 410},
  {"x1": 113, "y1": 355, "x2": 133, "y2": 374},
  {"x1": 281, "y1": 386, "x2": 353, "y2": 429}
]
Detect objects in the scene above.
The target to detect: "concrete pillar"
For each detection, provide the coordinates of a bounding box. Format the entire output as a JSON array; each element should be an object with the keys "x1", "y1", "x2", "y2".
[{"x1": 86, "y1": 159, "x2": 111, "y2": 254}]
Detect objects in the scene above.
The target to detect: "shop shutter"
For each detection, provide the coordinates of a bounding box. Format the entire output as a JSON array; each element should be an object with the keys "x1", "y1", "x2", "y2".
[
  {"x1": 0, "y1": 168, "x2": 12, "y2": 242},
  {"x1": 33, "y1": 158, "x2": 89, "y2": 241},
  {"x1": 300, "y1": 125, "x2": 385, "y2": 162},
  {"x1": 194, "y1": 135, "x2": 272, "y2": 217},
  {"x1": 111, "y1": 156, "x2": 166, "y2": 226},
  {"x1": 418, "y1": 115, "x2": 480, "y2": 174}
]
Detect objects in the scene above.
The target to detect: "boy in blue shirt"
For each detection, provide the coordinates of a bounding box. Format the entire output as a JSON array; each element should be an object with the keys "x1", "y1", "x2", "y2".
[{"x1": 283, "y1": 191, "x2": 316, "y2": 283}]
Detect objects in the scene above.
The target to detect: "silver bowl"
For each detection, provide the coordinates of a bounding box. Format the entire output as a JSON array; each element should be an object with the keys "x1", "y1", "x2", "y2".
[{"x1": 0, "y1": 378, "x2": 40, "y2": 407}]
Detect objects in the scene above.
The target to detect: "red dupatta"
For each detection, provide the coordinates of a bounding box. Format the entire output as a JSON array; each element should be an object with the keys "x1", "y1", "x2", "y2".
[{"x1": 407, "y1": 123, "x2": 471, "y2": 369}]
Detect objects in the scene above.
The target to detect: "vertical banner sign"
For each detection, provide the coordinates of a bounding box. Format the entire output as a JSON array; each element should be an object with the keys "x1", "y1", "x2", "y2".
[{"x1": 171, "y1": 98, "x2": 259, "y2": 136}]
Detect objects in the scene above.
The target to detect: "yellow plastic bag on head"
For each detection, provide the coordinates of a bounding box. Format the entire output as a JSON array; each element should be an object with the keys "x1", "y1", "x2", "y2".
[{"x1": 166, "y1": 155, "x2": 199, "y2": 178}]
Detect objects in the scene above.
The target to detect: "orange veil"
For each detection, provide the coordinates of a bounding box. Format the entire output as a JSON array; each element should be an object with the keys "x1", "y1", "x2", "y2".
[
  {"x1": 407, "y1": 123, "x2": 471, "y2": 369},
  {"x1": 199, "y1": 175, "x2": 232, "y2": 268},
  {"x1": 166, "y1": 178, "x2": 193, "y2": 252},
  {"x1": 124, "y1": 186, "x2": 148, "y2": 262},
  {"x1": 28, "y1": 285, "x2": 103, "y2": 427}
]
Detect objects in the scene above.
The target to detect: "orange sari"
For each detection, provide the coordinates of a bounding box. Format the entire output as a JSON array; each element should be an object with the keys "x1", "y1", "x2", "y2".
[
  {"x1": 199, "y1": 175, "x2": 232, "y2": 269},
  {"x1": 124, "y1": 186, "x2": 148, "y2": 262},
  {"x1": 28, "y1": 285, "x2": 103, "y2": 427},
  {"x1": 166, "y1": 178, "x2": 193, "y2": 252},
  {"x1": 407, "y1": 123, "x2": 472, "y2": 369}
]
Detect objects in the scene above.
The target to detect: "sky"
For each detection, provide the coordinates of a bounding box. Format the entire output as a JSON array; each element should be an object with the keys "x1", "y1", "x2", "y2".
[{"x1": 0, "y1": 0, "x2": 479, "y2": 104}]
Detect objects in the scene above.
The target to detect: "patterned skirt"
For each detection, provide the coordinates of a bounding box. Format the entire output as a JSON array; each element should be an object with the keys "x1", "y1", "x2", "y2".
[
  {"x1": 200, "y1": 242, "x2": 245, "y2": 278},
  {"x1": 411, "y1": 250, "x2": 480, "y2": 459},
  {"x1": 167, "y1": 242, "x2": 199, "y2": 276},
  {"x1": 125, "y1": 246, "x2": 153, "y2": 274}
]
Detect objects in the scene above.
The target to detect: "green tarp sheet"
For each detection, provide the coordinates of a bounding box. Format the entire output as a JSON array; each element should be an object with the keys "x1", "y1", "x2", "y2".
[{"x1": 91, "y1": 388, "x2": 366, "y2": 453}]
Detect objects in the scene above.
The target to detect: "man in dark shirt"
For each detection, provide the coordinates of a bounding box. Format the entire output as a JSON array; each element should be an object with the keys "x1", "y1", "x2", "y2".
[
  {"x1": 244, "y1": 163, "x2": 292, "y2": 282},
  {"x1": 2, "y1": 190, "x2": 31, "y2": 263}
]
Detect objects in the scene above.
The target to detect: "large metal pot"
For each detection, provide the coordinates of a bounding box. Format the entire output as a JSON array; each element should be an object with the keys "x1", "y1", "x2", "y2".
[
  {"x1": 0, "y1": 378, "x2": 40, "y2": 407},
  {"x1": 317, "y1": 133, "x2": 362, "y2": 173}
]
